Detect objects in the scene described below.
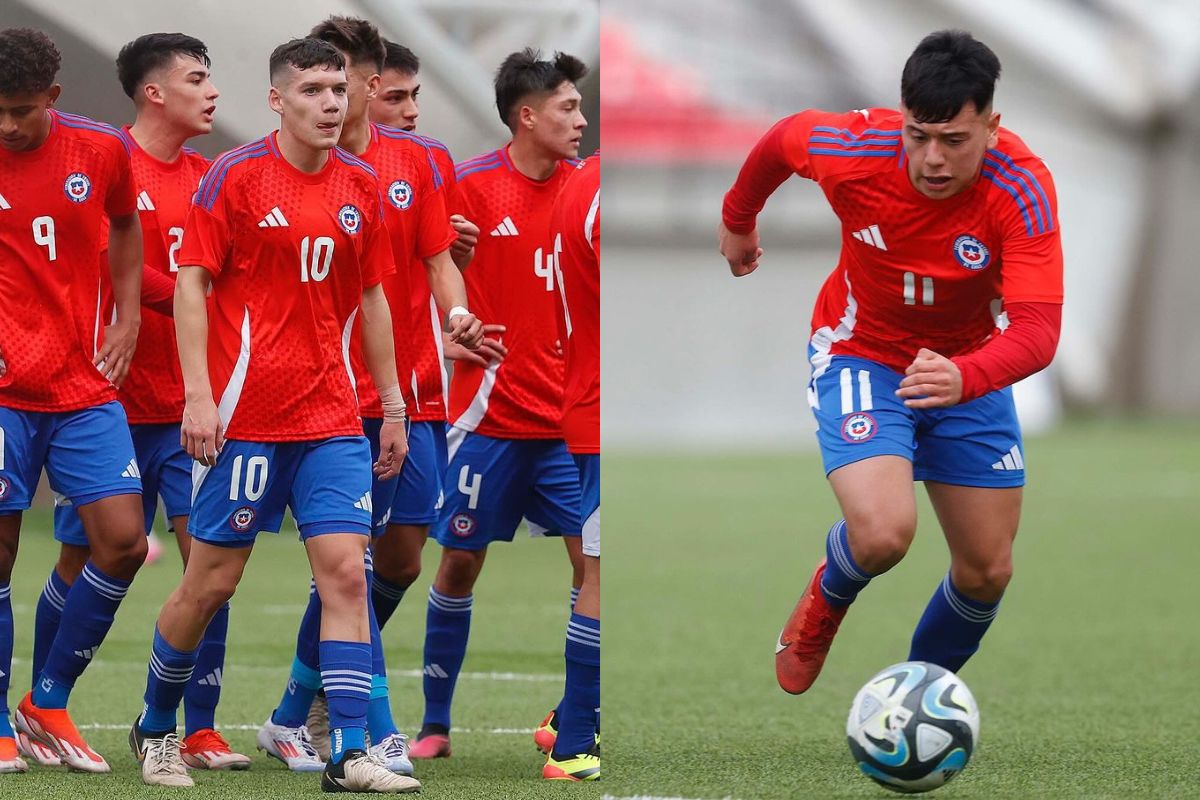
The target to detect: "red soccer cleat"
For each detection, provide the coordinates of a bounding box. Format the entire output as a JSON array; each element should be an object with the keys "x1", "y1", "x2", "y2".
[
  {"x1": 0, "y1": 735, "x2": 28, "y2": 773},
  {"x1": 775, "y1": 559, "x2": 849, "y2": 694},
  {"x1": 407, "y1": 733, "x2": 451, "y2": 759},
  {"x1": 181, "y1": 728, "x2": 252, "y2": 770},
  {"x1": 15, "y1": 693, "x2": 109, "y2": 773}
]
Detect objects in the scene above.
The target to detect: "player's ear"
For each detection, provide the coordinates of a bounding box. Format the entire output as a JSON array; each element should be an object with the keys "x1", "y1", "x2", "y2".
[
  {"x1": 365, "y1": 73, "x2": 381, "y2": 103},
  {"x1": 268, "y1": 86, "x2": 284, "y2": 116},
  {"x1": 143, "y1": 82, "x2": 164, "y2": 108},
  {"x1": 45, "y1": 84, "x2": 62, "y2": 106},
  {"x1": 518, "y1": 102, "x2": 536, "y2": 132},
  {"x1": 987, "y1": 111, "x2": 1000, "y2": 148}
]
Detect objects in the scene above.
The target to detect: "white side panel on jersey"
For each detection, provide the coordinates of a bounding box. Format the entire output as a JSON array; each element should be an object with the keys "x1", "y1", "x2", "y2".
[
  {"x1": 430, "y1": 295, "x2": 449, "y2": 409},
  {"x1": 582, "y1": 507, "x2": 599, "y2": 557},
  {"x1": 341, "y1": 307, "x2": 359, "y2": 401},
  {"x1": 92, "y1": 276, "x2": 103, "y2": 359},
  {"x1": 217, "y1": 306, "x2": 252, "y2": 429},
  {"x1": 583, "y1": 188, "x2": 600, "y2": 253},
  {"x1": 191, "y1": 460, "x2": 211, "y2": 505},
  {"x1": 809, "y1": 272, "x2": 859, "y2": 381},
  {"x1": 449, "y1": 359, "x2": 501, "y2": 445}
]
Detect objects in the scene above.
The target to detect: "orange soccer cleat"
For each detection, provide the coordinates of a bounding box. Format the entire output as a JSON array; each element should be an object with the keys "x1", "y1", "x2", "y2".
[
  {"x1": 0, "y1": 734, "x2": 28, "y2": 773},
  {"x1": 774, "y1": 560, "x2": 849, "y2": 695},
  {"x1": 181, "y1": 728, "x2": 252, "y2": 770},
  {"x1": 15, "y1": 693, "x2": 109, "y2": 773}
]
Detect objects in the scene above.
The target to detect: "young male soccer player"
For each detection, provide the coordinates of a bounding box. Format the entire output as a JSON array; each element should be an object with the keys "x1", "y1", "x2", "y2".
[
  {"x1": 127, "y1": 38, "x2": 418, "y2": 793},
  {"x1": 410, "y1": 48, "x2": 589, "y2": 760},
  {"x1": 0, "y1": 27, "x2": 149, "y2": 775},
  {"x1": 259, "y1": 16, "x2": 483, "y2": 776},
  {"x1": 33, "y1": 33, "x2": 250, "y2": 772},
  {"x1": 719, "y1": 30, "x2": 1063, "y2": 693},
  {"x1": 543, "y1": 153, "x2": 600, "y2": 781}
]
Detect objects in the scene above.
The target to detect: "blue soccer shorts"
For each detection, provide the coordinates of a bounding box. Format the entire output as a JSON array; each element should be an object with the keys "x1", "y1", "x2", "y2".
[
  {"x1": 433, "y1": 429, "x2": 582, "y2": 550},
  {"x1": 808, "y1": 354, "x2": 1025, "y2": 488},
  {"x1": 388, "y1": 420, "x2": 448, "y2": 528},
  {"x1": 0, "y1": 401, "x2": 142, "y2": 516},
  {"x1": 189, "y1": 436, "x2": 373, "y2": 547},
  {"x1": 54, "y1": 422, "x2": 192, "y2": 546},
  {"x1": 574, "y1": 453, "x2": 599, "y2": 557}
]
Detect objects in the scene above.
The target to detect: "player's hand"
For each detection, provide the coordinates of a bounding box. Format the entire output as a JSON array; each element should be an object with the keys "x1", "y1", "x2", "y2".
[
  {"x1": 444, "y1": 324, "x2": 507, "y2": 367},
  {"x1": 718, "y1": 222, "x2": 763, "y2": 277},
  {"x1": 94, "y1": 318, "x2": 141, "y2": 386},
  {"x1": 0, "y1": 342, "x2": 6, "y2": 377},
  {"x1": 896, "y1": 348, "x2": 963, "y2": 408},
  {"x1": 374, "y1": 419, "x2": 409, "y2": 480},
  {"x1": 182, "y1": 395, "x2": 224, "y2": 466},
  {"x1": 449, "y1": 215, "x2": 478, "y2": 266},
  {"x1": 447, "y1": 311, "x2": 484, "y2": 349}
]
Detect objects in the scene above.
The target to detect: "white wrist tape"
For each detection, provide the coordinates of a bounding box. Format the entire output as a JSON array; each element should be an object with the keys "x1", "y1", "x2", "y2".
[
  {"x1": 448, "y1": 305, "x2": 470, "y2": 321},
  {"x1": 377, "y1": 384, "x2": 407, "y2": 423}
]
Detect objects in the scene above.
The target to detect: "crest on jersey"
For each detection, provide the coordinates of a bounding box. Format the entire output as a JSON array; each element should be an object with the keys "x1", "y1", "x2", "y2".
[
  {"x1": 230, "y1": 505, "x2": 257, "y2": 532},
  {"x1": 64, "y1": 172, "x2": 92, "y2": 203},
  {"x1": 387, "y1": 180, "x2": 413, "y2": 210},
  {"x1": 953, "y1": 234, "x2": 991, "y2": 271},
  {"x1": 0, "y1": 477, "x2": 10, "y2": 501},
  {"x1": 841, "y1": 412, "x2": 878, "y2": 443},
  {"x1": 450, "y1": 513, "x2": 476, "y2": 538},
  {"x1": 338, "y1": 204, "x2": 363, "y2": 234}
]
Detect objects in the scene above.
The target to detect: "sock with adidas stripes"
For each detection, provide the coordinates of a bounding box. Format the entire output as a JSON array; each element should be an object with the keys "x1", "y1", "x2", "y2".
[
  {"x1": 321, "y1": 640, "x2": 371, "y2": 764},
  {"x1": 908, "y1": 572, "x2": 1002, "y2": 672},
  {"x1": 552, "y1": 585, "x2": 584, "y2": 720},
  {"x1": 370, "y1": 573, "x2": 407, "y2": 631},
  {"x1": 35, "y1": 561, "x2": 131, "y2": 708},
  {"x1": 32, "y1": 569, "x2": 70, "y2": 691},
  {"x1": 184, "y1": 602, "x2": 229, "y2": 736},
  {"x1": 554, "y1": 613, "x2": 599, "y2": 758},
  {"x1": 421, "y1": 587, "x2": 472, "y2": 731},
  {"x1": 0, "y1": 583, "x2": 12, "y2": 737},
  {"x1": 139, "y1": 626, "x2": 198, "y2": 733},
  {"x1": 821, "y1": 519, "x2": 874, "y2": 608}
]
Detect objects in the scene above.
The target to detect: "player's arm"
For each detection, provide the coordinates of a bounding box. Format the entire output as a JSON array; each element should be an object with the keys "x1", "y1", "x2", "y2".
[
  {"x1": 97, "y1": 211, "x2": 144, "y2": 385},
  {"x1": 424, "y1": 248, "x2": 483, "y2": 348},
  {"x1": 175, "y1": 265, "x2": 222, "y2": 464},
  {"x1": 448, "y1": 214, "x2": 478, "y2": 269},
  {"x1": 141, "y1": 264, "x2": 178, "y2": 316},
  {"x1": 360, "y1": 283, "x2": 408, "y2": 480}
]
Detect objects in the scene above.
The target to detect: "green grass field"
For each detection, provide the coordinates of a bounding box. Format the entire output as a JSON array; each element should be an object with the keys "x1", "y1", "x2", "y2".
[
  {"x1": 4, "y1": 514, "x2": 597, "y2": 799},
  {"x1": 605, "y1": 418, "x2": 1200, "y2": 799}
]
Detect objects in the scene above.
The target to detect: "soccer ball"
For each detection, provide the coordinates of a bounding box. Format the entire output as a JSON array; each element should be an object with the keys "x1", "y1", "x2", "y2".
[{"x1": 846, "y1": 661, "x2": 980, "y2": 793}]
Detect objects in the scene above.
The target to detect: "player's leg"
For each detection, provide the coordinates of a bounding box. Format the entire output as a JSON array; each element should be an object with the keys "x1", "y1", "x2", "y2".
[{"x1": 0, "y1": 514, "x2": 22, "y2": 773}]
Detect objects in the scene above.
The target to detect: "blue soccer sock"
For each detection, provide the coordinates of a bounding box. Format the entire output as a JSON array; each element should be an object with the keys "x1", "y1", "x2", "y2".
[
  {"x1": 570, "y1": 586, "x2": 580, "y2": 612},
  {"x1": 272, "y1": 581, "x2": 322, "y2": 727},
  {"x1": 371, "y1": 573, "x2": 407, "y2": 631},
  {"x1": 321, "y1": 640, "x2": 371, "y2": 763},
  {"x1": 32, "y1": 569, "x2": 70, "y2": 690},
  {"x1": 421, "y1": 587, "x2": 472, "y2": 731},
  {"x1": 0, "y1": 583, "x2": 13, "y2": 737},
  {"x1": 821, "y1": 519, "x2": 874, "y2": 607},
  {"x1": 908, "y1": 572, "x2": 1001, "y2": 673},
  {"x1": 554, "y1": 613, "x2": 599, "y2": 757},
  {"x1": 184, "y1": 602, "x2": 229, "y2": 736},
  {"x1": 365, "y1": 566, "x2": 398, "y2": 742},
  {"x1": 35, "y1": 561, "x2": 131, "y2": 708},
  {"x1": 139, "y1": 626, "x2": 198, "y2": 733}
]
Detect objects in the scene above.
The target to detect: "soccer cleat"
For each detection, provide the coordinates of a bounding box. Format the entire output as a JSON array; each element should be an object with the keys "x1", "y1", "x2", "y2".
[
  {"x1": 181, "y1": 728, "x2": 252, "y2": 770},
  {"x1": 367, "y1": 733, "x2": 413, "y2": 775},
  {"x1": 533, "y1": 708, "x2": 558, "y2": 755},
  {"x1": 321, "y1": 749, "x2": 421, "y2": 793},
  {"x1": 543, "y1": 743, "x2": 600, "y2": 781},
  {"x1": 15, "y1": 693, "x2": 109, "y2": 773},
  {"x1": 256, "y1": 716, "x2": 325, "y2": 772},
  {"x1": 0, "y1": 736, "x2": 28, "y2": 773},
  {"x1": 145, "y1": 530, "x2": 165, "y2": 565},
  {"x1": 129, "y1": 722, "x2": 193, "y2": 787},
  {"x1": 16, "y1": 729, "x2": 61, "y2": 766},
  {"x1": 306, "y1": 692, "x2": 331, "y2": 762},
  {"x1": 775, "y1": 559, "x2": 849, "y2": 694},
  {"x1": 407, "y1": 732, "x2": 450, "y2": 759}
]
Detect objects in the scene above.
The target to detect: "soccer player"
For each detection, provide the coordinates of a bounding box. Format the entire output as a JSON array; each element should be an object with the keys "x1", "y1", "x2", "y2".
[
  {"x1": 258, "y1": 16, "x2": 483, "y2": 776},
  {"x1": 719, "y1": 31, "x2": 1063, "y2": 694},
  {"x1": 410, "y1": 48, "x2": 589, "y2": 760},
  {"x1": 543, "y1": 153, "x2": 600, "y2": 781},
  {"x1": 127, "y1": 38, "x2": 417, "y2": 793},
  {"x1": 0, "y1": 27, "x2": 148, "y2": 775}
]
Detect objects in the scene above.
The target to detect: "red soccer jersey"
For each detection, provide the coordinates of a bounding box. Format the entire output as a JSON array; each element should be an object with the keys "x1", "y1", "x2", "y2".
[
  {"x1": 180, "y1": 133, "x2": 394, "y2": 441},
  {"x1": 0, "y1": 110, "x2": 136, "y2": 412},
  {"x1": 350, "y1": 123, "x2": 455, "y2": 418},
  {"x1": 553, "y1": 154, "x2": 600, "y2": 454},
  {"x1": 723, "y1": 108, "x2": 1063, "y2": 379},
  {"x1": 448, "y1": 146, "x2": 581, "y2": 438}
]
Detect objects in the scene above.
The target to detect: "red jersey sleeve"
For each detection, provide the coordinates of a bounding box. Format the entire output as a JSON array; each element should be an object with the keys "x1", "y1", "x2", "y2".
[
  {"x1": 414, "y1": 171, "x2": 455, "y2": 260},
  {"x1": 993, "y1": 159, "x2": 1063, "y2": 304},
  {"x1": 178, "y1": 200, "x2": 231, "y2": 276},
  {"x1": 104, "y1": 139, "x2": 138, "y2": 218},
  {"x1": 954, "y1": 301, "x2": 1061, "y2": 401},
  {"x1": 360, "y1": 189, "x2": 395, "y2": 288}
]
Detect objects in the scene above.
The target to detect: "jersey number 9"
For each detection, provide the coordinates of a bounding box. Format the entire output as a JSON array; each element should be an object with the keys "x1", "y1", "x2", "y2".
[{"x1": 32, "y1": 216, "x2": 56, "y2": 262}]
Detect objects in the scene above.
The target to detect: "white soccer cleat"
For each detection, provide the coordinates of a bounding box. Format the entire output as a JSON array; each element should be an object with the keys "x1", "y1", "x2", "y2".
[
  {"x1": 131, "y1": 727, "x2": 194, "y2": 788},
  {"x1": 368, "y1": 733, "x2": 414, "y2": 775},
  {"x1": 16, "y1": 730, "x2": 61, "y2": 766},
  {"x1": 321, "y1": 749, "x2": 421, "y2": 793},
  {"x1": 256, "y1": 716, "x2": 325, "y2": 772}
]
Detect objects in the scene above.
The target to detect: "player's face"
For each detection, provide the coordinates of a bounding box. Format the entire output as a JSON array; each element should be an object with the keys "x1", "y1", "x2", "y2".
[
  {"x1": 271, "y1": 65, "x2": 347, "y2": 150},
  {"x1": 150, "y1": 54, "x2": 219, "y2": 137},
  {"x1": 528, "y1": 81, "x2": 586, "y2": 160},
  {"x1": 901, "y1": 102, "x2": 999, "y2": 199},
  {"x1": 341, "y1": 58, "x2": 380, "y2": 125},
  {"x1": 370, "y1": 69, "x2": 419, "y2": 131},
  {"x1": 0, "y1": 85, "x2": 60, "y2": 152}
]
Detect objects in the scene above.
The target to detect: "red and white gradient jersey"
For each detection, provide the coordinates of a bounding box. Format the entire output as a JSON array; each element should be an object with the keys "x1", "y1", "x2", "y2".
[
  {"x1": 350, "y1": 123, "x2": 455, "y2": 418},
  {"x1": 552, "y1": 154, "x2": 600, "y2": 454},
  {"x1": 179, "y1": 133, "x2": 394, "y2": 441},
  {"x1": 725, "y1": 108, "x2": 1063, "y2": 379},
  {"x1": 0, "y1": 110, "x2": 136, "y2": 411},
  {"x1": 112, "y1": 129, "x2": 209, "y2": 423},
  {"x1": 448, "y1": 146, "x2": 581, "y2": 438}
]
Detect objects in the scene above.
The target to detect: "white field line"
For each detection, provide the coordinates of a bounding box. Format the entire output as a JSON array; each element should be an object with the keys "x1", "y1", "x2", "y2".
[
  {"x1": 78, "y1": 723, "x2": 532, "y2": 735},
  {"x1": 602, "y1": 796, "x2": 740, "y2": 800}
]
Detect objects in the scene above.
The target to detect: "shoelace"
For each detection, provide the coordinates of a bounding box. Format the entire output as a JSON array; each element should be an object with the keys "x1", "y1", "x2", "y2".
[
  {"x1": 146, "y1": 733, "x2": 186, "y2": 775},
  {"x1": 375, "y1": 734, "x2": 409, "y2": 757},
  {"x1": 185, "y1": 729, "x2": 230, "y2": 753}
]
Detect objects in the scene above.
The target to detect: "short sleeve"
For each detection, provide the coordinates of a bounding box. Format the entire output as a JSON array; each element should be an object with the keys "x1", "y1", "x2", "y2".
[
  {"x1": 178, "y1": 195, "x2": 231, "y2": 277},
  {"x1": 414, "y1": 162, "x2": 455, "y2": 260},
  {"x1": 361, "y1": 190, "x2": 396, "y2": 288},
  {"x1": 104, "y1": 140, "x2": 137, "y2": 218}
]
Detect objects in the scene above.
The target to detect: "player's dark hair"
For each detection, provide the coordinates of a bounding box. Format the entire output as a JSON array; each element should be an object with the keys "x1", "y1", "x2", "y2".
[
  {"x1": 494, "y1": 48, "x2": 587, "y2": 130},
  {"x1": 116, "y1": 32, "x2": 210, "y2": 100},
  {"x1": 382, "y1": 40, "x2": 419, "y2": 75},
  {"x1": 901, "y1": 30, "x2": 1000, "y2": 123},
  {"x1": 269, "y1": 37, "x2": 346, "y2": 85},
  {"x1": 0, "y1": 28, "x2": 62, "y2": 96},
  {"x1": 309, "y1": 16, "x2": 385, "y2": 73}
]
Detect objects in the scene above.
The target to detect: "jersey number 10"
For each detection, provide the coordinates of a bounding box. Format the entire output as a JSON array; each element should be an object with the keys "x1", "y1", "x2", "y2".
[{"x1": 300, "y1": 236, "x2": 335, "y2": 283}]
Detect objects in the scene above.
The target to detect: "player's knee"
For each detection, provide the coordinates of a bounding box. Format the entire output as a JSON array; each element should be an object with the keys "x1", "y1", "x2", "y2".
[
  {"x1": 323, "y1": 558, "x2": 369, "y2": 606},
  {"x1": 92, "y1": 530, "x2": 148, "y2": 578},
  {"x1": 388, "y1": 560, "x2": 422, "y2": 589},
  {"x1": 846, "y1": 518, "x2": 915, "y2": 573},
  {"x1": 55, "y1": 546, "x2": 91, "y2": 582},
  {"x1": 436, "y1": 547, "x2": 484, "y2": 595},
  {"x1": 954, "y1": 560, "x2": 1013, "y2": 601},
  {"x1": 178, "y1": 573, "x2": 237, "y2": 617}
]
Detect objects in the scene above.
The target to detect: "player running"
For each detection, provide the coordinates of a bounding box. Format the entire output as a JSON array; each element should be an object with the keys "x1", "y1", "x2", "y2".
[
  {"x1": 127, "y1": 38, "x2": 417, "y2": 793},
  {"x1": 0, "y1": 27, "x2": 149, "y2": 775},
  {"x1": 409, "y1": 48, "x2": 589, "y2": 760},
  {"x1": 719, "y1": 30, "x2": 1063, "y2": 694}
]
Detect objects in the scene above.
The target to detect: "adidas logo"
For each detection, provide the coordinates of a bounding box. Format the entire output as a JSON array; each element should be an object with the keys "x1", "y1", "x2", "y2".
[
  {"x1": 198, "y1": 668, "x2": 222, "y2": 687},
  {"x1": 489, "y1": 216, "x2": 518, "y2": 237},
  {"x1": 257, "y1": 206, "x2": 289, "y2": 228},
  {"x1": 424, "y1": 663, "x2": 449, "y2": 679},
  {"x1": 353, "y1": 492, "x2": 373, "y2": 512},
  {"x1": 122, "y1": 458, "x2": 142, "y2": 479},
  {"x1": 851, "y1": 224, "x2": 887, "y2": 250},
  {"x1": 136, "y1": 190, "x2": 155, "y2": 211},
  {"x1": 991, "y1": 444, "x2": 1025, "y2": 471},
  {"x1": 74, "y1": 647, "x2": 98, "y2": 661},
  {"x1": 0, "y1": 192, "x2": 10, "y2": 210}
]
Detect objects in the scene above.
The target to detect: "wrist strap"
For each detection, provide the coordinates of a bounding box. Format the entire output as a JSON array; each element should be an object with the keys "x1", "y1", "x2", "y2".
[{"x1": 448, "y1": 305, "x2": 470, "y2": 321}]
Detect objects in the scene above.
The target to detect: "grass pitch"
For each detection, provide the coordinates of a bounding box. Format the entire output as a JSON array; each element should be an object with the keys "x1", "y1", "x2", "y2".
[{"x1": 604, "y1": 418, "x2": 1200, "y2": 799}]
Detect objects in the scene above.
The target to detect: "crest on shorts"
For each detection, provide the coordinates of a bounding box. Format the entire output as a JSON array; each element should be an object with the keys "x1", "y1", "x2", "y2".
[
  {"x1": 338, "y1": 204, "x2": 363, "y2": 234},
  {"x1": 450, "y1": 512, "x2": 476, "y2": 538},
  {"x1": 387, "y1": 180, "x2": 413, "y2": 210},
  {"x1": 64, "y1": 172, "x2": 92, "y2": 203},
  {"x1": 953, "y1": 234, "x2": 990, "y2": 271},
  {"x1": 0, "y1": 477, "x2": 10, "y2": 501},
  {"x1": 841, "y1": 412, "x2": 878, "y2": 443},
  {"x1": 230, "y1": 505, "x2": 257, "y2": 532}
]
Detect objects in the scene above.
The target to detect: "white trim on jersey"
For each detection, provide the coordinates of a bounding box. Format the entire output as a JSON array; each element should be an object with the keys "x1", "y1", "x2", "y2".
[
  {"x1": 430, "y1": 295, "x2": 448, "y2": 413},
  {"x1": 809, "y1": 272, "x2": 859, "y2": 383},
  {"x1": 450, "y1": 359, "x2": 500, "y2": 438},
  {"x1": 582, "y1": 507, "x2": 599, "y2": 557},
  {"x1": 583, "y1": 188, "x2": 599, "y2": 253},
  {"x1": 341, "y1": 307, "x2": 358, "y2": 402},
  {"x1": 217, "y1": 306, "x2": 252, "y2": 429}
]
